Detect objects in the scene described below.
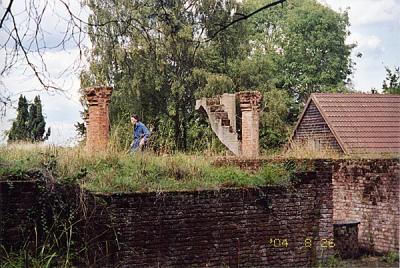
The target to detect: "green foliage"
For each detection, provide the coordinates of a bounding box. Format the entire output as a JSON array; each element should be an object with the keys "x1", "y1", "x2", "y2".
[
  {"x1": 382, "y1": 66, "x2": 400, "y2": 94},
  {"x1": 8, "y1": 95, "x2": 50, "y2": 143},
  {"x1": 381, "y1": 251, "x2": 399, "y2": 264},
  {"x1": 81, "y1": 0, "x2": 354, "y2": 152},
  {"x1": 260, "y1": 88, "x2": 293, "y2": 148},
  {"x1": 7, "y1": 95, "x2": 29, "y2": 142},
  {"x1": 0, "y1": 247, "x2": 58, "y2": 268}
]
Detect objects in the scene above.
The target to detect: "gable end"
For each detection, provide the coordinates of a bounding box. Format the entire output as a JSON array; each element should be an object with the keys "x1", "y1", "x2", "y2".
[{"x1": 292, "y1": 100, "x2": 343, "y2": 153}]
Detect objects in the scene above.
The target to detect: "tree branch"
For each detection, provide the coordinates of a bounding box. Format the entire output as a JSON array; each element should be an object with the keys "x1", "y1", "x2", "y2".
[
  {"x1": 0, "y1": 0, "x2": 14, "y2": 29},
  {"x1": 205, "y1": 0, "x2": 287, "y2": 42}
]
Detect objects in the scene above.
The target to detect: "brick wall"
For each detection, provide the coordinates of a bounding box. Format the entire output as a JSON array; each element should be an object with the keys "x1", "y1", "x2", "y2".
[
  {"x1": 95, "y1": 168, "x2": 333, "y2": 267},
  {"x1": 0, "y1": 180, "x2": 41, "y2": 252},
  {"x1": 332, "y1": 159, "x2": 399, "y2": 253},
  {"x1": 0, "y1": 163, "x2": 334, "y2": 267},
  {"x1": 333, "y1": 220, "x2": 360, "y2": 259}
]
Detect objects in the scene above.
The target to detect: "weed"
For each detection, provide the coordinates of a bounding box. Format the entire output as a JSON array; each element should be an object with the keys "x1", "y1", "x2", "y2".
[{"x1": 381, "y1": 251, "x2": 399, "y2": 264}]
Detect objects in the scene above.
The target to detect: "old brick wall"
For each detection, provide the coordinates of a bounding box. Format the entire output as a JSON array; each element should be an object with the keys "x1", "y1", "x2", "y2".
[
  {"x1": 332, "y1": 159, "x2": 399, "y2": 253},
  {"x1": 0, "y1": 164, "x2": 334, "y2": 267},
  {"x1": 93, "y1": 165, "x2": 333, "y2": 267},
  {"x1": 0, "y1": 180, "x2": 41, "y2": 252},
  {"x1": 0, "y1": 179, "x2": 117, "y2": 265}
]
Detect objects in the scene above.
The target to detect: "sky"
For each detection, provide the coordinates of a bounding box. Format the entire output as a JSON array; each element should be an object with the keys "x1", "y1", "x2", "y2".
[{"x1": 0, "y1": 0, "x2": 399, "y2": 146}]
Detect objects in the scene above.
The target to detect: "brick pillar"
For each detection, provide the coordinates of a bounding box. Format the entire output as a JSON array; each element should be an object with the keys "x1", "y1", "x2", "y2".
[
  {"x1": 237, "y1": 91, "x2": 262, "y2": 158},
  {"x1": 84, "y1": 86, "x2": 113, "y2": 151}
]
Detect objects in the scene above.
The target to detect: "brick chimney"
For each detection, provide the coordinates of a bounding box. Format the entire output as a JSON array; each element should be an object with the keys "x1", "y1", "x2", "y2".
[
  {"x1": 84, "y1": 86, "x2": 113, "y2": 151},
  {"x1": 237, "y1": 91, "x2": 262, "y2": 158}
]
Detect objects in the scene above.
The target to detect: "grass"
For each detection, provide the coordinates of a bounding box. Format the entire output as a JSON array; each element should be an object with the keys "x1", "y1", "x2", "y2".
[
  {"x1": 0, "y1": 143, "x2": 293, "y2": 193},
  {"x1": 280, "y1": 141, "x2": 400, "y2": 160}
]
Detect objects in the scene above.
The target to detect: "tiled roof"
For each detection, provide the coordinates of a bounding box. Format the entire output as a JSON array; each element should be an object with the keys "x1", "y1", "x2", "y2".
[{"x1": 311, "y1": 93, "x2": 400, "y2": 154}]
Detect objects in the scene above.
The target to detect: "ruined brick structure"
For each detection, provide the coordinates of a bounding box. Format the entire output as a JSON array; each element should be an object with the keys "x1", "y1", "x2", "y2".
[
  {"x1": 333, "y1": 159, "x2": 399, "y2": 253},
  {"x1": 1, "y1": 159, "x2": 398, "y2": 266},
  {"x1": 84, "y1": 86, "x2": 113, "y2": 151},
  {"x1": 195, "y1": 91, "x2": 262, "y2": 158},
  {"x1": 214, "y1": 158, "x2": 400, "y2": 254},
  {"x1": 1, "y1": 161, "x2": 334, "y2": 267},
  {"x1": 237, "y1": 91, "x2": 262, "y2": 158}
]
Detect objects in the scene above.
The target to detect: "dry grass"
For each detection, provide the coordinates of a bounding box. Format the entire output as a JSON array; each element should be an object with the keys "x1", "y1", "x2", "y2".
[
  {"x1": 280, "y1": 141, "x2": 399, "y2": 160},
  {"x1": 0, "y1": 142, "x2": 293, "y2": 193}
]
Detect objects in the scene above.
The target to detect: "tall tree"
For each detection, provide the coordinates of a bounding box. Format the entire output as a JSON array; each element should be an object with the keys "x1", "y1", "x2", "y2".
[
  {"x1": 382, "y1": 66, "x2": 400, "y2": 94},
  {"x1": 28, "y1": 96, "x2": 50, "y2": 141},
  {"x1": 82, "y1": 0, "x2": 248, "y2": 151},
  {"x1": 244, "y1": 0, "x2": 354, "y2": 103},
  {"x1": 8, "y1": 95, "x2": 29, "y2": 142},
  {"x1": 8, "y1": 95, "x2": 50, "y2": 142},
  {"x1": 82, "y1": 0, "x2": 354, "y2": 152}
]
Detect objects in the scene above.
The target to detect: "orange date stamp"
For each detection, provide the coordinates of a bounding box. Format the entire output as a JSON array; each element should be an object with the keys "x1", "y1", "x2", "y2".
[
  {"x1": 267, "y1": 238, "x2": 335, "y2": 249},
  {"x1": 304, "y1": 237, "x2": 335, "y2": 249}
]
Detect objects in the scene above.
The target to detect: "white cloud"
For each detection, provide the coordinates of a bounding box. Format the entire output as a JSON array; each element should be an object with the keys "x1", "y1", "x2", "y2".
[
  {"x1": 347, "y1": 33, "x2": 382, "y2": 50},
  {"x1": 46, "y1": 121, "x2": 80, "y2": 146},
  {"x1": 320, "y1": 0, "x2": 400, "y2": 26}
]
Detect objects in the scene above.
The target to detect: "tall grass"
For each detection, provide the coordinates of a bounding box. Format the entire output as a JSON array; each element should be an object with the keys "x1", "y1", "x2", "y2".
[
  {"x1": 280, "y1": 141, "x2": 399, "y2": 160},
  {"x1": 0, "y1": 143, "x2": 293, "y2": 193}
]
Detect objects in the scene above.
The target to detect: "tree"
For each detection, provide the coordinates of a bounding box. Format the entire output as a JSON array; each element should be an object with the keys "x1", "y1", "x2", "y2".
[
  {"x1": 382, "y1": 66, "x2": 400, "y2": 94},
  {"x1": 81, "y1": 0, "x2": 253, "y2": 152},
  {"x1": 80, "y1": 0, "x2": 354, "y2": 152},
  {"x1": 0, "y1": 0, "x2": 286, "y2": 115},
  {"x1": 8, "y1": 95, "x2": 29, "y2": 141},
  {"x1": 244, "y1": 0, "x2": 354, "y2": 103},
  {"x1": 260, "y1": 88, "x2": 293, "y2": 149},
  {"x1": 8, "y1": 95, "x2": 50, "y2": 142},
  {"x1": 28, "y1": 96, "x2": 51, "y2": 141}
]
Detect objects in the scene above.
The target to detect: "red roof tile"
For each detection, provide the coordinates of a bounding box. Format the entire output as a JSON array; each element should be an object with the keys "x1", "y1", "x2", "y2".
[{"x1": 311, "y1": 93, "x2": 400, "y2": 154}]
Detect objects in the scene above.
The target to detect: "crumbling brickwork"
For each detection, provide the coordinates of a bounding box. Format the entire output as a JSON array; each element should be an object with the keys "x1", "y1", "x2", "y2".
[
  {"x1": 237, "y1": 91, "x2": 262, "y2": 158},
  {"x1": 333, "y1": 220, "x2": 360, "y2": 259},
  {"x1": 84, "y1": 86, "x2": 113, "y2": 151},
  {"x1": 0, "y1": 180, "x2": 41, "y2": 252},
  {"x1": 0, "y1": 164, "x2": 334, "y2": 267},
  {"x1": 196, "y1": 91, "x2": 262, "y2": 157},
  {"x1": 333, "y1": 159, "x2": 399, "y2": 253},
  {"x1": 3, "y1": 159, "x2": 398, "y2": 266}
]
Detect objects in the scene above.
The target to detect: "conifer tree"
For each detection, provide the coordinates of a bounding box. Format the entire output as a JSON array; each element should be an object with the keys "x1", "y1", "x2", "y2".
[
  {"x1": 8, "y1": 95, "x2": 29, "y2": 141},
  {"x1": 8, "y1": 95, "x2": 51, "y2": 142},
  {"x1": 29, "y1": 96, "x2": 50, "y2": 141}
]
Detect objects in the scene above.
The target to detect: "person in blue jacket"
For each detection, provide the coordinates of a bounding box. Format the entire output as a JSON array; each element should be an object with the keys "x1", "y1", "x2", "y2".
[{"x1": 130, "y1": 113, "x2": 150, "y2": 153}]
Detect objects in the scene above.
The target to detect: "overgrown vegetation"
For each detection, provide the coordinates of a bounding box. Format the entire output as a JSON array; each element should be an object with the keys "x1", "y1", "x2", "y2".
[
  {"x1": 0, "y1": 143, "x2": 296, "y2": 193},
  {"x1": 80, "y1": 0, "x2": 355, "y2": 153}
]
